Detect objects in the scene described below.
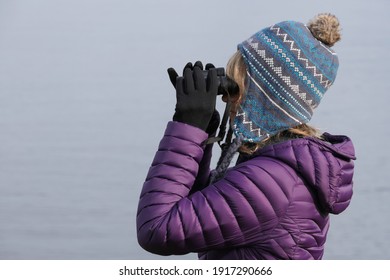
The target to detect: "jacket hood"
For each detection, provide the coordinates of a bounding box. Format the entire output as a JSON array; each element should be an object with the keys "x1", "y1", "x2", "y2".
[{"x1": 249, "y1": 133, "x2": 356, "y2": 214}]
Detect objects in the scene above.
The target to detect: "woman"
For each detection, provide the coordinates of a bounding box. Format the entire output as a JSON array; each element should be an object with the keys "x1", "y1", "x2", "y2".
[{"x1": 136, "y1": 13, "x2": 356, "y2": 259}]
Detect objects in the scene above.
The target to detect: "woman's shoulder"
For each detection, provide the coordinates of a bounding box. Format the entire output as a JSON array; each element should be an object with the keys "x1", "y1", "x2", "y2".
[{"x1": 225, "y1": 154, "x2": 300, "y2": 205}]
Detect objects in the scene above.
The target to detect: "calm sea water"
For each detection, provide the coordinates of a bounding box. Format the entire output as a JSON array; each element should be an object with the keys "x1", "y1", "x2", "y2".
[{"x1": 1, "y1": 0, "x2": 389, "y2": 259}]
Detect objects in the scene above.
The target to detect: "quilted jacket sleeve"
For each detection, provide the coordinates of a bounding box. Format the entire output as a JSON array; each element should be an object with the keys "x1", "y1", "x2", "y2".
[
  {"x1": 191, "y1": 135, "x2": 214, "y2": 193},
  {"x1": 136, "y1": 121, "x2": 289, "y2": 255}
]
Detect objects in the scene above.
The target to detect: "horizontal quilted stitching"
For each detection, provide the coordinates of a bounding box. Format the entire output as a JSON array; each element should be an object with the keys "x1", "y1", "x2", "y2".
[{"x1": 137, "y1": 122, "x2": 355, "y2": 259}]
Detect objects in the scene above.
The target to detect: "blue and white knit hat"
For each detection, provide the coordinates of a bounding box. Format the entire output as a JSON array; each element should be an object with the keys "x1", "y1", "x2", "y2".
[
  {"x1": 233, "y1": 16, "x2": 340, "y2": 142},
  {"x1": 211, "y1": 14, "x2": 341, "y2": 183}
]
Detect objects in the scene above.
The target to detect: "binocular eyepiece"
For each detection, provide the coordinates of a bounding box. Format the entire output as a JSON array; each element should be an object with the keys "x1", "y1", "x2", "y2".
[{"x1": 203, "y1": 67, "x2": 239, "y2": 96}]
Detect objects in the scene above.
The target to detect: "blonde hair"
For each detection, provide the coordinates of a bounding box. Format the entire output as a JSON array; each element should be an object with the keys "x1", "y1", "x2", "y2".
[
  {"x1": 226, "y1": 51, "x2": 247, "y2": 104},
  {"x1": 225, "y1": 51, "x2": 322, "y2": 155}
]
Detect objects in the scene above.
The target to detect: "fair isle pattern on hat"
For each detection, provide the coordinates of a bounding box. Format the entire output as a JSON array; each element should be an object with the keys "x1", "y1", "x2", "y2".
[{"x1": 233, "y1": 21, "x2": 339, "y2": 142}]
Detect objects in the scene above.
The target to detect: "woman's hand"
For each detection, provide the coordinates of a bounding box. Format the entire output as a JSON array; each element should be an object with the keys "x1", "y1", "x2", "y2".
[{"x1": 168, "y1": 61, "x2": 219, "y2": 131}]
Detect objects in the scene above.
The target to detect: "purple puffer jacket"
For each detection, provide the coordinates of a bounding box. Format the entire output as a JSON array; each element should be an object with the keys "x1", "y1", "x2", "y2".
[{"x1": 136, "y1": 121, "x2": 356, "y2": 259}]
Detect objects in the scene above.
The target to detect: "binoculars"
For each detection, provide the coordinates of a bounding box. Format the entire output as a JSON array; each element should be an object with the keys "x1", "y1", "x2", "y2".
[{"x1": 203, "y1": 67, "x2": 239, "y2": 96}]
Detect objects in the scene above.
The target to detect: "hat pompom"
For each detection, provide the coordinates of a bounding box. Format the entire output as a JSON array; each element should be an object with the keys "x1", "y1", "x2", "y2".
[{"x1": 307, "y1": 13, "x2": 341, "y2": 47}]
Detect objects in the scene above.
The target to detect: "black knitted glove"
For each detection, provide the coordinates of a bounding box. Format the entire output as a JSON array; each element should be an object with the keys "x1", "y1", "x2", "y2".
[
  {"x1": 167, "y1": 61, "x2": 218, "y2": 131},
  {"x1": 205, "y1": 110, "x2": 220, "y2": 136},
  {"x1": 168, "y1": 62, "x2": 220, "y2": 134}
]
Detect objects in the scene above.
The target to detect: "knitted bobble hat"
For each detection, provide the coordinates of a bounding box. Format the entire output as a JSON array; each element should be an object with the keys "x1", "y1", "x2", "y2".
[
  {"x1": 210, "y1": 14, "x2": 341, "y2": 183},
  {"x1": 233, "y1": 13, "x2": 341, "y2": 143}
]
